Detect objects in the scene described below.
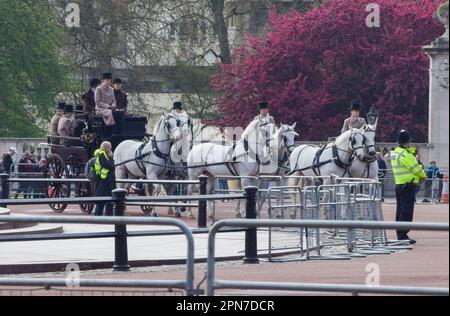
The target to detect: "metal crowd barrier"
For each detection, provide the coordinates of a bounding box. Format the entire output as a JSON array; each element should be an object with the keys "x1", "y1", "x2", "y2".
[
  {"x1": 211, "y1": 175, "x2": 283, "y2": 220},
  {"x1": 0, "y1": 189, "x2": 250, "y2": 296},
  {"x1": 0, "y1": 210, "x2": 197, "y2": 295},
  {"x1": 207, "y1": 218, "x2": 449, "y2": 296}
]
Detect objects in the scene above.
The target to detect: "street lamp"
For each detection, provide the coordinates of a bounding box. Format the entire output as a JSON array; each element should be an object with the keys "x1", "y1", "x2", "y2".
[{"x1": 367, "y1": 104, "x2": 379, "y2": 125}]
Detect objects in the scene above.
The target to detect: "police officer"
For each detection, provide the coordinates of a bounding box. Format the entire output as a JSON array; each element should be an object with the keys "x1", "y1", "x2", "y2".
[
  {"x1": 390, "y1": 130, "x2": 427, "y2": 244},
  {"x1": 254, "y1": 101, "x2": 275, "y2": 125}
]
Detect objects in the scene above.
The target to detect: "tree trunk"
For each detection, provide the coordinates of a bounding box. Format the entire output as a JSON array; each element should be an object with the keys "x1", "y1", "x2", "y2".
[{"x1": 209, "y1": 0, "x2": 232, "y2": 64}]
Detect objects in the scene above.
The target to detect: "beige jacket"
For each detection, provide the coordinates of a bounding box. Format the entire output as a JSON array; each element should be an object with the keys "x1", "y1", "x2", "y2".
[
  {"x1": 58, "y1": 115, "x2": 78, "y2": 137},
  {"x1": 50, "y1": 112, "x2": 63, "y2": 136},
  {"x1": 95, "y1": 84, "x2": 116, "y2": 126},
  {"x1": 341, "y1": 117, "x2": 367, "y2": 134}
]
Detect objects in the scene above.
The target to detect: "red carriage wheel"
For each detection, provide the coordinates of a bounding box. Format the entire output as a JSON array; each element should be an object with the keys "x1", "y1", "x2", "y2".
[{"x1": 44, "y1": 155, "x2": 70, "y2": 213}]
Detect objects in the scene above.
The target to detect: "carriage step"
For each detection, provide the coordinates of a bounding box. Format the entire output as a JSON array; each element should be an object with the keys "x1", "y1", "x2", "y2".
[{"x1": 0, "y1": 224, "x2": 64, "y2": 236}]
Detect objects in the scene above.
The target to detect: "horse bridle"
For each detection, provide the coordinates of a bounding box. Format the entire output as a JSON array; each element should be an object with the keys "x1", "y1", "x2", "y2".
[{"x1": 283, "y1": 130, "x2": 297, "y2": 153}]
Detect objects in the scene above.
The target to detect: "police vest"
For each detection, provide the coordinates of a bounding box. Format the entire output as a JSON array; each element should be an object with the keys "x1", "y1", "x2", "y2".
[
  {"x1": 94, "y1": 150, "x2": 110, "y2": 180},
  {"x1": 390, "y1": 147, "x2": 426, "y2": 185}
]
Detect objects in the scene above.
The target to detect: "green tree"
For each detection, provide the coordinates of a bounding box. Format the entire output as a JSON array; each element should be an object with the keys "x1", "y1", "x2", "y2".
[
  {"x1": 0, "y1": 0, "x2": 70, "y2": 137},
  {"x1": 176, "y1": 61, "x2": 222, "y2": 122}
]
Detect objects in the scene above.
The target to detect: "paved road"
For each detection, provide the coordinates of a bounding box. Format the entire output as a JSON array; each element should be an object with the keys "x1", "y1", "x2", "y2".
[{"x1": 1, "y1": 202, "x2": 448, "y2": 296}]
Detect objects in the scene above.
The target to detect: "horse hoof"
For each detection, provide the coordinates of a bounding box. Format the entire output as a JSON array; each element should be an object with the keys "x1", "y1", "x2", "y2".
[
  {"x1": 175, "y1": 212, "x2": 182, "y2": 218},
  {"x1": 151, "y1": 213, "x2": 158, "y2": 218},
  {"x1": 168, "y1": 209, "x2": 175, "y2": 215},
  {"x1": 235, "y1": 214, "x2": 242, "y2": 219}
]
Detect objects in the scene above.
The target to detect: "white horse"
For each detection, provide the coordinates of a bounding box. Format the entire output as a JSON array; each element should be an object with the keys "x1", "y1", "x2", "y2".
[
  {"x1": 289, "y1": 128, "x2": 368, "y2": 184},
  {"x1": 114, "y1": 113, "x2": 182, "y2": 217},
  {"x1": 348, "y1": 124, "x2": 379, "y2": 180},
  {"x1": 186, "y1": 119, "x2": 273, "y2": 218},
  {"x1": 246, "y1": 123, "x2": 299, "y2": 212}
]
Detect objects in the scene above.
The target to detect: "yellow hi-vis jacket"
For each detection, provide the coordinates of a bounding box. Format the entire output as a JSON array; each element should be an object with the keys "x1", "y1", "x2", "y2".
[
  {"x1": 94, "y1": 149, "x2": 110, "y2": 180},
  {"x1": 390, "y1": 147, "x2": 426, "y2": 185}
]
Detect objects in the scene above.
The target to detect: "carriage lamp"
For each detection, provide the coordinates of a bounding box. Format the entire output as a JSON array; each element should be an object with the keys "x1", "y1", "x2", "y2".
[{"x1": 367, "y1": 105, "x2": 379, "y2": 125}]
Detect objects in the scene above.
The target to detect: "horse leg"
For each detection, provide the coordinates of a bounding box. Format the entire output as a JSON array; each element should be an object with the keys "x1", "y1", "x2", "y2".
[
  {"x1": 185, "y1": 182, "x2": 196, "y2": 220},
  {"x1": 227, "y1": 179, "x2": 242, "y2": 218},
  {"x1": 206, "y1": 175, "x2": 215, "y2": 220},
  {"x1": 287, "y1": 172, "x2": 301, "y2": 219}
]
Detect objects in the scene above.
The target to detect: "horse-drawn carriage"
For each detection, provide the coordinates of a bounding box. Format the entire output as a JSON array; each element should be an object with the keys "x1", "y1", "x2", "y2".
[{"x1": 43, "y1": 107, "x2": 149, "y2": 213}]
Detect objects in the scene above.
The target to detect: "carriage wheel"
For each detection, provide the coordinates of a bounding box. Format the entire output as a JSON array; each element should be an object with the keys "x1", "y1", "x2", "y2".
[
  {"x1": 44, "y1": 155, "x2": 70, "y2": 213},
  {"x1": 66, "y1": 154, "x2": 84, "y2": 177},
  {"x1": 77, "y1": 182, "x2": 94, "y2": 214}
]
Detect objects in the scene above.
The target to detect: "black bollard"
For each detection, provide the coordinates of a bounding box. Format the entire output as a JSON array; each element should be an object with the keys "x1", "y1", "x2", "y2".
[
  {"x1": 198, "y1": 175, "x2": 208, "y2": 228},
  {"x1": 0, "y1": 174, "x2": 10, "y2": 208},
  {"x1": 244, "y1": 186, "x2": 259, "y2": 264},
  {"x1": 112, "y1": 189, "x2": 130, "y2": 272}
]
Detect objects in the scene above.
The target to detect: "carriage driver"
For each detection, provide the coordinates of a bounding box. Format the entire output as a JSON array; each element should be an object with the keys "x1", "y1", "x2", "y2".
[
  {"x1": 95, "y1": 73, "x2": 116, "y2": 139},
  {"x1": 254, "y1": 101, "x2": 276, "y2": 125},
  {"x1": 171, "y1": 101, "x2": 188, "y2": 118},
  {"x1": 341, "y1": 100, "x2": 367, "y2": 134},
  {"x1": 50, "y1": 102, "x2": 66, "y2": 136},
  {"x1": 58, "y1": 104, "x2": 79, "y2": 137}
]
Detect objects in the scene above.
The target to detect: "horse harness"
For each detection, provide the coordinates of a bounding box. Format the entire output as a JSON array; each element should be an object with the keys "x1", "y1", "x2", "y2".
[{"x1": 292, "y1": 132, "x2": 363, "y2": 177}]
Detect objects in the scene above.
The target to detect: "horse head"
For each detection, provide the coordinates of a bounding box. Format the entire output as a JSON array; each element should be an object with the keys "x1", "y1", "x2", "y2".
[
  {"x1": 162, "y1": 113, "x2": 182, "y2": 142},
  {"x1": 280, "y1": 123, "x2": 298, "y2": 155},
  {"x1": 242, "y1": 120, "x2": 274, "y2": 162},
  {"x1": 171, "y1": 114, "x2": 192, "y2": 163},
  {"x1": 348, "y1": 129, "x2": 366, "y2": 161},
  {"x1": 360, "y1": 123, "x2": 377, "y2": 159}
]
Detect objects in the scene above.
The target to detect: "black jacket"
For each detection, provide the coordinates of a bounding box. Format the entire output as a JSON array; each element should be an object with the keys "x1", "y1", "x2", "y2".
[
  {"x1": 2, "y1": 154, "x2": 13, "y2": 174},
  {"x1": 114, "y1": 89, "x2": 128, "y2": 112},
  {"x1": 94, "y1": 154, "x2": 116, "y2": 197},
  {"x1": 82, "y1": 89, "x2": 96, "y2": 113}
]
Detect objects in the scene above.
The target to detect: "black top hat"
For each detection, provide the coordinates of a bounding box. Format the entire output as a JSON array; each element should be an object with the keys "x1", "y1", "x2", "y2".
[
  {"x1": 113, "y1": 78, "x2": 122, "y2": 84},
  {"x1": 398, "y1": 130, "x2": 411, "y2": 145},
  {"x1": 350, "y1": 100, "x2": 362, "y2": 111},
  {"x1": 173, "y1": 101, "x2": 183, "y2": 110},
  {"x1": 258, "y1": 101, "x2": 269, "y2": 110},
  {"x1": 102, "y1": 73, "x2": 113, "y2": 80},
  {"x1": 64, "y1": 104, "x2": 74, "y2": 113},
  {"x1": 90, "y1": 78, "x2": 101, "y2": 88},
  {"x1": 57, "y1": 102, "x2": 66, "y2": 110}
]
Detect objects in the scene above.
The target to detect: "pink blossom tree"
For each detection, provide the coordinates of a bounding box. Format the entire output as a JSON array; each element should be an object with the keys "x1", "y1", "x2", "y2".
[{"x1": 212, "y1": 0, "x2": 445, "y2": 142}]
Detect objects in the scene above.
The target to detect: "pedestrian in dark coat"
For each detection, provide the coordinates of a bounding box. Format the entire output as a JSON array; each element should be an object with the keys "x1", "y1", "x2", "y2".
[{"x1": 93, "y1": 141, "x2": 116, "y2": 216}]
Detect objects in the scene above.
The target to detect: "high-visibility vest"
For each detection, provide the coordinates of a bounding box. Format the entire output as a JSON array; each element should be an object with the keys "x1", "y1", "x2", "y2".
[
  {"x1": 94, "y1": 150, "x2": 109, "y2": 180},
  {"x1": 390, "y1": 147, "x2": 426, "y2": 185}
]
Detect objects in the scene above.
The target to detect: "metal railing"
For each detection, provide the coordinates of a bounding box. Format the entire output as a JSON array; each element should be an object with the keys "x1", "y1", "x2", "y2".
[
  {"x1": 0, "y1": 173, "x2": 209, "y2": 227},
  {"x1": 206, "y1": 216, "x2": 449, "y2": 296},
  {"x1": 0, "y1": 189, "x2": 250, "y2": 296}
]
